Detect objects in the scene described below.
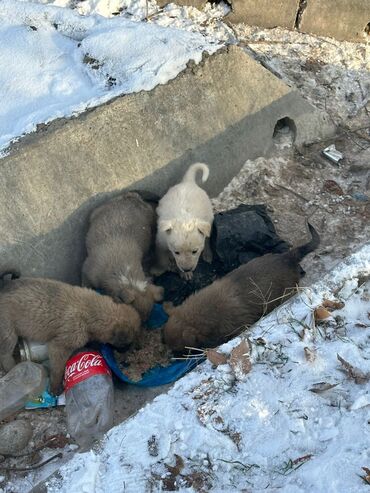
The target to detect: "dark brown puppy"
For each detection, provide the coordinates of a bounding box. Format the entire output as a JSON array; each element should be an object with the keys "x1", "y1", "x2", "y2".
[
  {"x1": 0, "y1": 276, "x2": 141, "y2": 394},
  {"x1": 163, "y1": 223, "x2": 320, "y2": 352},
  {"x1": 82, "y1": 191, "x2": 163, "y2": 321}
]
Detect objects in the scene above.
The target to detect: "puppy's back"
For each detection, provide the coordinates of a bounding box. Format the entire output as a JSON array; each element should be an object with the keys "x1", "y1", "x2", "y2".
[
  {"x1": 87, "y1": 192, "x2": 156, "y2": 250},
  {"x1": 0, "y1": 278, "x2": 116, "y2": 342},
  {"x1": 227, "y1": 222, "x2": 320, "y2": 309},
  {"x1": 157, "y1": 180, "x2": 213, "y2": 223}
]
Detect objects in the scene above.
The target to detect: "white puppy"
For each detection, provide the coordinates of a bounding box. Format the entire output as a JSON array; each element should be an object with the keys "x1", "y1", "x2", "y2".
[{"x1": 153, "y1": 163, "x2": 214, "y2": 279}]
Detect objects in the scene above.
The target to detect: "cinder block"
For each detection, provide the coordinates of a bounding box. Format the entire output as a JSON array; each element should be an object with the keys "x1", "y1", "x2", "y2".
[
  {"x1": 299, "y1": 0, "x2": 370, "y2": 43},
  {"x1": 226, "y1": 0, "x2": 300, "y2": 29}
]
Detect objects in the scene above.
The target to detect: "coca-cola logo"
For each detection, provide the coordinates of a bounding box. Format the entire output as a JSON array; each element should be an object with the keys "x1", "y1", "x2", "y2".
[
  {"x1": 64, "y1": 351, "x2": 111, "y2": 392},
  {"x1": 65, "y1": 353, "x2": 104, "y2": 380}
]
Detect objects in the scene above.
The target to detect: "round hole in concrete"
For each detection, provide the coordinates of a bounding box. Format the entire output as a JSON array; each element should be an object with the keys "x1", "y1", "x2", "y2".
[
  {"x1": 273, "y1": 117, "x2": 297, "y2": 148},
  {"x1": 365, "y1": 22, "x2": 370, "y2": 35}
]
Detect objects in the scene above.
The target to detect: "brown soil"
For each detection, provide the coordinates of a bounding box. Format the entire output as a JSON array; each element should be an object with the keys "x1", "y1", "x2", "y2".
[{"x1": 115, "y1": 330, "x2": 173, "y2": 382}]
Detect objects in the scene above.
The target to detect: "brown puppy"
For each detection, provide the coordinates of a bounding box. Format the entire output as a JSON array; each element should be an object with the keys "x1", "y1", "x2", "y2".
[
  {"x1": 163, "y1": 223, "x2": 320, "y2": 352},
  {"x1": 0, "y1": 276, "x2": 141, "y2": 394},
  {"x1": 82, "y1": 191, "x2": 163, "y2": 321}
]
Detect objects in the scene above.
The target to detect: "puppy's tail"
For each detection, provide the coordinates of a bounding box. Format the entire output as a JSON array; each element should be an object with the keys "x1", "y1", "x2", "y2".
[
  {"x1": 288, "y1": 222, "x2": 320, "y2": 262},
  {"x1": 182, "y1": 163, "x2": 209, "y2": 184}
]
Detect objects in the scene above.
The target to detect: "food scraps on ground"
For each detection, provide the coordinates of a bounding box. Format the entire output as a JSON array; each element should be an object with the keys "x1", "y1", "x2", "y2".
[{"x1": 115, "y1": 330, "x2": 173, "y2": 382}]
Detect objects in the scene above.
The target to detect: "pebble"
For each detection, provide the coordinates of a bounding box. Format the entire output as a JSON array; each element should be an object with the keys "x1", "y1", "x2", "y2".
[
  {"x1": 0, "y1": 420, "x2": 33, "y2": 456},
  {"x1": 352, "y1": 192, "x2": 369, "y2": 202}
]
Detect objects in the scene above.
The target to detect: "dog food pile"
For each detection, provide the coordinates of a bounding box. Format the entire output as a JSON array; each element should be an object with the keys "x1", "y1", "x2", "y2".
[{"x1": 114, "y1": 330, "x2": 173, "y2": 382}]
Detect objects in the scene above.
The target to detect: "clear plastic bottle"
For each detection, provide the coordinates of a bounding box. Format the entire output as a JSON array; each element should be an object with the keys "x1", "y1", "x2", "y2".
[
  {"x1": 0, "y1": 361, "x2": 47, "y2": 421},
  {"x1": 64, "y1": 349, "x2": 114, "y2": 450}
]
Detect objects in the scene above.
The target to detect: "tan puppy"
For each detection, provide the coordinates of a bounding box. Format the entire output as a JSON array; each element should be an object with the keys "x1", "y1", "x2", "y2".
[
  {"x1": 0, "y1": 276, "x2": 141, "y2": 395},
  {"x1": 82, "y1": 191, "x2": 163, "y2": 321},
  {"x1": 163, "y1": 223, "x2": 320, "y2": 352},
  {"x1": 153, "y1": 163, "x2": 214, "y2": 280}
]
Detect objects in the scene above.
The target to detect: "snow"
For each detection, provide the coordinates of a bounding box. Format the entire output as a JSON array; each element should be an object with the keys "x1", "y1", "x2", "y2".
[
  {"x1": 0, "y1": 0, "x2": 367, "y2": 155},
  {"x1": 0, "y1": 0, "x2": 225, "y2": 154},
  {"x1": 233, "y1": 24, "x2": 370, "y2": 126},
  {"x1": 45, "y1": 245, "x2": 370, "y2": 493},
  {"x1": 0, "y1": 0, "x2": 368, "y2": 490}
]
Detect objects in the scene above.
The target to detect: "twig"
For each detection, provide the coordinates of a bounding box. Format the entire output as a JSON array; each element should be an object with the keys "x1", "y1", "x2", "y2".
[
  {"x1": 171, "y1": 355, "x2": 204, "y2": 360},
  {"x1": 146, "y1": 7, "x2": 164, "y2": 20},
  {"x1": 275, "y1": 184, "x2": 310, "y2": 202},
  {"x1": 342, "y1": 129, "x2": 367, "y2": 151},
  {"x1": 184, "y1": 346, "x2": 205, "y2": 352},
  {"x1": 0, "y1": 453, "x2": 62, "y2": 472},
  {"x1": 217, "y1": 458, "x2": 260, "y2": 471},
  {"x1": 10, "y1": 436, "x2": 60, "y2": 458},
  {"x1": 240, "y1": 39, "x2": 312, "y2": 46}
]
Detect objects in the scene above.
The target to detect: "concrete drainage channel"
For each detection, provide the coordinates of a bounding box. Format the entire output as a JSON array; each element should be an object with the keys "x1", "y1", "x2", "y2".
[{"x1": 1, "y1": 46, "x2": 336, "y2": 491}]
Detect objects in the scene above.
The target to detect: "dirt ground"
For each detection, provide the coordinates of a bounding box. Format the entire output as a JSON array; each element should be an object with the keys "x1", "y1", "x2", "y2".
[
  {"x1": 214, "y1": 24, "x2": 369, "y2": 284},
  {"x1": 1, "y1": 23, "x2": 369, "y2": 493}
]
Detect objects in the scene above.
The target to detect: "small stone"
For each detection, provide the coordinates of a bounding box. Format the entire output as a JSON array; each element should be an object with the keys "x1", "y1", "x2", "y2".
[
  {"x1": 351, "y1": 192, "x2": 369, "y2": 202},
  {"x1": 0, "y1": 420, "x2": 33, "y2": 456},
  {"x1": 322, "y1": 180, "x2": 344, "y2": 195}
]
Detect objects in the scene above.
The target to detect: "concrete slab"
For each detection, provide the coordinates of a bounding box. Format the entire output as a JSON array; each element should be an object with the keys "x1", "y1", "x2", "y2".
[
  {"x1": 299, "y1": 0, "x2": 370, "y2": 43},
  {"x1": 156, "y1": 0, "x2": 207, "y2": 9},
  {"x1": 226, "y1": 0, "x2": 300, "y2": 29},
  {"x1": 0, "y1": 46, "x2": 335, "y2": 284}
]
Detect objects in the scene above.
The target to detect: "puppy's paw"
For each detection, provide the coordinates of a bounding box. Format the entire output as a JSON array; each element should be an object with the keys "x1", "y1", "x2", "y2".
[
  {"x1": 50, "y1": 381, "x2": 63, "y2": 397},
  {"x1": 163, "y1": 301, "x2": 175, "y2": 314},
  {"x1": 148, "y1": 284, "x2": 164, "y2": 302},
  {"x1": 181, "y1": 271, "x2": 193, "y2": 281}
]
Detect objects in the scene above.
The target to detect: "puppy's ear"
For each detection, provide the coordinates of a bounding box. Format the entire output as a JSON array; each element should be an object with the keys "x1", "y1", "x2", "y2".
[
  {"x1": 148, "y1": 284, "x2": 164, "y2": 302},
  {"x1": 159, "y1": 220, "x2": 173, "y2": 234},
  {"x1": 196, "y1": 221, "x2": 212, "y2": 238}
]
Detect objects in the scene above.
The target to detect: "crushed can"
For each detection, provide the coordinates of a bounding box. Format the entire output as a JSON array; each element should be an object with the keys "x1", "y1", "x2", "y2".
[
  {"x1": 18, "y1": 338, "x2": 49, "y2": 364},
  {"x1": 17, "y1": 339, "x2": 63, "y2": 408}
]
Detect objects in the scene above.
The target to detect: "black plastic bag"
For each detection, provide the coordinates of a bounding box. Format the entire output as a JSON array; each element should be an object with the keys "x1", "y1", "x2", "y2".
[{"x1": 155, "y1": 204, "x2": 294, "y2": 305}]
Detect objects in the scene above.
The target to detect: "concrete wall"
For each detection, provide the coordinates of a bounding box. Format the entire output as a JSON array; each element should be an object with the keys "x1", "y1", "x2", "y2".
[
  {"x1": 227, "y1": 0, "x2": 299, "y2": 29},
  {"x1": 299, "y1": 0, "x2": 370, "y2": 43},
  {"x1": 0, "y1": 46, "x2": 334, "y2": 284},
  {"x1": 158, "y1": 0, "x2": 369, "y2": 43}
]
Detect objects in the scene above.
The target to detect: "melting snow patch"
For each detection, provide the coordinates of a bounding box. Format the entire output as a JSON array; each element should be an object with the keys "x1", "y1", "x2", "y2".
[
  {"x1": 0, "y1": 0, "x2": 222, "y2": 154},
  {"x1": 46, "y1": 244, "x2": 370, "y2": 492}
]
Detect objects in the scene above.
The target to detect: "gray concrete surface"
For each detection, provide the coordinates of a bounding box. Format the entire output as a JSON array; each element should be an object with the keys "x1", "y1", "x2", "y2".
[
  {"x1": 226, "y1": 0, "x2": 300, "y2": 29},
  {"x1": 157, "y1": 0, "x2": 207, "y2": 9},
  {"x1": 299, "y1": 0, "x2": 370, "y2": 43},
  {"x1": 0, "y1": 46, "x2": 334, "y2": 284},
  {"x1": 156, "y1": 0, "x2": 369, "y2": 43}
]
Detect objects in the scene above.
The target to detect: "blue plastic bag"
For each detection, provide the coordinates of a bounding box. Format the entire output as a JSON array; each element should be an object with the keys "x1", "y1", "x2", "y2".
[{"x1": 101, "y1": 304, "x2": 204, "y2": 386}]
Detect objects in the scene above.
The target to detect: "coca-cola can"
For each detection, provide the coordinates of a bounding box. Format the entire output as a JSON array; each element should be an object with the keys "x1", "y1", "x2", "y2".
[{"x1": 18, "y1": 338, "x2": 49, "y2": 364}]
